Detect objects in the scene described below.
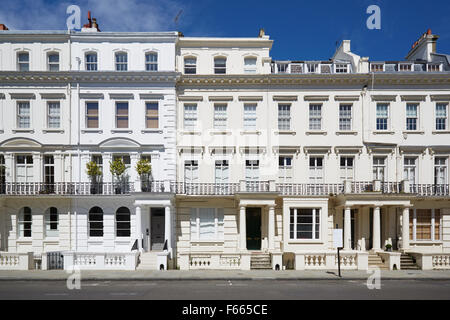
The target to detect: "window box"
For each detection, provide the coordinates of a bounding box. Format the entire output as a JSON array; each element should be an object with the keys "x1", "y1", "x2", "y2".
[
  {"x1": 42, "y1": 128, "x2": 64, "y2": 133},
  {"x1": 306, "y1": 131, "x2": 327, "y2": 135},
  {"x1": 336, "y1": 131, "x2": 358, "y2": 135},
  {"x1": 210, "y1": 129, "x2": 232, "y2": 135},
  {"x1": 141, "y1": 129, "x2": 163, "y2": 134},
  {"x1": 373, "y1": 131, "x2": 395, "y2": 135},
  {"x1": 275, "y1": 130, "x2": 296, "y2": 135},
  {"x1": 402, "y1": 130, "x2": 424, "y2": 135},
  {"x1": 82, "y1": 129, "x2": 103, "y2": 134},
  {"x1": 432, "y1": 130, "x2": 450, "y2": 134},
  {"x1": 240, "y1": 130, "x2": 261, "y2": 135},
  {"x1": 111, "y1": 129, "x2": 133, "y2": 134},
  {"x1": 12, "y1": 128, "x2": 34, "y2": 133}
]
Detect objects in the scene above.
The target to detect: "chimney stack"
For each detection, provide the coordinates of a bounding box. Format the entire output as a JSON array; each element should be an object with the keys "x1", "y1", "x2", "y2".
[
  {"x1": 82, "y1": 11, "x2": 100, "y2": 32},
  {"x1": 258, "y1": 28, "x2": 265, "y2": 38},
  {"x1": 0, "y1": 24, "x2": 8, "y2": 31}
]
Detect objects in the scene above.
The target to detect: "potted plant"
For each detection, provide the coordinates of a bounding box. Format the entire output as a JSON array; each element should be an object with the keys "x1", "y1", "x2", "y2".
[
  {"x1": 385, "y1": 243, "x2": 392, "y2": 252},
  {"x1": 110, "y1": 158, "x2": 126, "y2": 194},
  {"x1": 86, "y1": 161, "x2": 102, "y2": 194},
  {"x1": 136, "y1": 158, "x2": 152, "y2": 192}
]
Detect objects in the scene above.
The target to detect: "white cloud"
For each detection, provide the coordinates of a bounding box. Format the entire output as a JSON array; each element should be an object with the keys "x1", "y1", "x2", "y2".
[{"x1": 0, "y1": 0, "x2": 189, "y2": 31}]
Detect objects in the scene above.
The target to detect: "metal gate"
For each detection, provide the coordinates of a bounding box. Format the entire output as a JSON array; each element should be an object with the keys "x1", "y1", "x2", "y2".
[{"x1": 47, "y1": 251, "x2": 64, "y2": 270}]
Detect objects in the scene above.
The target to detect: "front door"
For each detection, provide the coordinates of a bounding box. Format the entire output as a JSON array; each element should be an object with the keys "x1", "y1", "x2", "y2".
[
  {"x1": 246, "y1": 207, "x2": 261, "y2": 250},
  {"x1": 151, "y1": 208, "x2": 165, "y2": 251}
]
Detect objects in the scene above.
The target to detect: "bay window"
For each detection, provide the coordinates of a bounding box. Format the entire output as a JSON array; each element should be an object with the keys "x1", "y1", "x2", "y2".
[
  {"x1": 290, "y1": 208, "x2": 320, "y2": 240},
  {"x1": 410, "y1": 209, "x2": 441, "y2": 241},
  {"x1": 190, "y1": 208, "x2": 224, "y2": 241}
]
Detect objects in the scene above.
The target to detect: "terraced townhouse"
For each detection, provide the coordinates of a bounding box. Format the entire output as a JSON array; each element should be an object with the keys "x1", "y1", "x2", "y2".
[{"x1": 0, "y1": 19, "x2": 449, "y2": 271}]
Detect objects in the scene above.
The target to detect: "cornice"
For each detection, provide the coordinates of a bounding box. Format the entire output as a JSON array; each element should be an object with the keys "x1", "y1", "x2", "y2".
[
  {"x1": 0, "y1": 71, "x2": 181, "y2": 84},
  {"x1": 178, "y1": 73, "x2": 450, "y2": 87}
]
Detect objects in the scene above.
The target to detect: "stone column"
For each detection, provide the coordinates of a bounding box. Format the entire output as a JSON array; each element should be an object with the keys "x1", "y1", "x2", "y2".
[
  {"x1": 402, "y1": 207, "x2": 410, "y2": 250},
  {"x1": 239, "y1": 206, "x2": 246, "y2": 250},
  {"x1": 344, "y1": 207, "x2": 352, "y2": 250},
  {"x1": 165, "y1": 206, "x2": 172, "y2": 255},
  {"x1": 372, "y1": 206, "x2": 381, "y2": 250},
  {"x1": 135, "y1": 206, "x2": 142, "y2": 251},
  {"x1": 268, "y1": 205, "x2": 275, "y2": 250}
]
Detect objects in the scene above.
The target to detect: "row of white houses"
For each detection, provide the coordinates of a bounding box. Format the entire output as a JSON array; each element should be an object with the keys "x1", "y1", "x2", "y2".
[{"x1": 0, "y1": 22, "x2": 450, "y2": 271}]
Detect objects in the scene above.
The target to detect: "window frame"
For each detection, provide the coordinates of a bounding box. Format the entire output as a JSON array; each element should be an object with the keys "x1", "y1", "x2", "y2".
[
  {"x1": 309, "y1": 104, "x2": 322, "y2": 131},
  {"x1": 88, "y1": 206, "x2": 104, "y2": 238},
  {"x1": 244, "y1": 57, "x2": 257, "y2": 74},
  {"x1": 47, "y1": 52, "x2": 60, "y2": 71},
  {"x1": 373, "y1": 156, "x2": 387, "y2": 181},
  {"x1": 115, "y1": 207, "x2": 131, "y2": 238},
  {"x1": 86, "y1": 101, "x2": 99, "y2": 129},
  {"x1": 278, "y1": 104, "x2": 291, "y2": 131},
  {"x1": 115, "y1": 101, "x2": 129, "y2": 129},
  {"x1": 213, "y1": 104, "x2": 227, "y2": 130},
  {"x1": 309, "y1": 156, "x2": 324, "y2": 183},
  {"x1": 183, "y1": 104, "x2": 197, "y2": 130},
  {"x1": 289, "y1": 208, "x2": 321, "y2": 240},
  {"x1": 47, "y1": 101, "x2": 61, "y2": 128},
  {"x1": 44, "y1": 207, "x2": 59, "y2": 238},
  {"x1": 339, "y1": 104, "x2": 352, "y2": 131},
  {"x1": 214, "y1": 57, "x2": 226, "y2": 74},
  {"x1": 243, "y1": 103, "x2": 257, "y2": 130},
  {"x1": 145, "y1": 52, "x2": 158, "y2": 71},
  {"x1": 15, "y1": 155, "x2": 34, "y2": 183},
  {"x1": 340, "y1": 156, "x2": 354, "y2": 181},
  {"x1": 17, "y1": 101, "x2": 31, "y2": 129},
  {"x1": 115, "y1": 52, "x2": 128, "y2": 71},
  {"x1": 85, "y1": 52, "x2": 98, "y2": 71},
  {"x1": 17, "y1": 52, "x2": 30, "y2": 71},
  {"x1": 279, "y1": 156, "x2": 293, "y2": 183},
  {"x1": 184, "y1": 57, "x2": 197, "y2": 74},
  {"x1": 376, "y1": 103, "x2": 389, "y2": 131},
  {"x1": 18, "y1": 207, "x2": 32, "y2": 238},
  {"x1": 406, "y1": 103, "x2": 419, "y2": 131},
  {"x1": 434, "y1": 157, "x2": 448, "y2": 185},
  {"x1": 190, "y1": 208, "x2": 224, "y2": 241},
  {"x1": 403, "y1": 157, "x2": 417, "y2": 185},
  {"x1": 145, "y1": 101, "x2": 159, "y2": 129},
  {"x1": 435, "y1": 103, "x2": 448, "y2": 131},
  {"x1": 410, "y1": 209, "x2": 442, "y2": 242}
]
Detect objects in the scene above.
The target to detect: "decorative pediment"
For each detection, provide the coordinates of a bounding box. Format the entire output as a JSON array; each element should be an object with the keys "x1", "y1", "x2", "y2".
[
  {"x1": 1, "y1": 138, "x2": 42, "y2": 148},
  {"x1": 98, "y1": 138, "x2": 140, "y2": 149}
]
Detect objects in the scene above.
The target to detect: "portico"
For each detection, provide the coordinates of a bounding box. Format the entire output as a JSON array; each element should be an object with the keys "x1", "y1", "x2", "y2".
[{"x1": 336, "y1": 197, "x2": 412, "y2": 253}]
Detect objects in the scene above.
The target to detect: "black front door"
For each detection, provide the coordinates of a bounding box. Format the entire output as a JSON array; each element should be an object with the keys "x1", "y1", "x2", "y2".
[
  {"x1": 151, "y1": 208, "x2": 165, "y2": 250},
  {"x1": 246, "y1": 207, "x2": 261, "y2": 250}
]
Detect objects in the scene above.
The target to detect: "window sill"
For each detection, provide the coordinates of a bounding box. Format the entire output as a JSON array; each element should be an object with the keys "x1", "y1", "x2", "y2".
[
  {"x1": 42, "y1": 129, "x2": 64, "y2": 134},
  {"x1": 141, "y1": 129, "x2": 163, "y2": 134},
  {"x1": 87, "y1": 238, "x2": 103, "y2": 243},
  {"x1": 410, "y1": 240, "x2": 443, "y2": 245},
  {"x1": 240, "y1": 130, "x2": 261, "y2": 135},
  {"x1": 16, "y1": 238, "x2": 32, "y2": 243},
  {"x1": 210, "y1": 130, "x2": 232, "y2": 135},
  {"x1": 43, "y1": 237, "x2": 59, "y2": 242},
  {"x1": 82, "y1": 129, "x2": 103, "y2": 133},
  {"x1": 402, "y1": 130, "x2": 425, "y2": 135},
  {"x1": 373, "y1": 131, "x2": 395, "y2": 135},
  {"x1": 181, "y1": 130, "x2": 202, "y2": 135},
  {"x1": 305, "y1": 131, "x2": 327, "y2": 136},
  {"x1": 336, "y1": 131, "x2": 358, "y2": 135},
  {"x1": 12, "y1": 128, "x2": 34, "y2": 133},
  {"x1": 115, "y1": 238, "x2": 131, "y2": 243},
  {"x1": 432, "y1": 130, "x2": 450, "y2": 134},
  {"x1": 275, "y1": 130, "x2": 296, "y2": 135},
  {"x1": 287, "y1": 240, "x2": 324, "y2": 244},
  {"x1": 111, "y1": 129, "x2": 133, "y2": 134}
]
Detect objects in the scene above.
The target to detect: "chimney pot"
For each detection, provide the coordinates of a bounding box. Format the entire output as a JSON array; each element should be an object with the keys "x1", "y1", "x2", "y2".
[
  {"x1": 427, "y1": 29, "x2": 432, "y2": 35},
  {"x1": 0, "y1": 24, "x2": 8, "y2": 30}
]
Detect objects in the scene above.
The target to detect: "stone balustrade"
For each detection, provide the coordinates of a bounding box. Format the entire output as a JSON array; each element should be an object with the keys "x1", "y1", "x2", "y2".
[
  {"x1": 63, "y1": 251, "x2": 139, "y2": 270},
  {"x1": 0, "y1": 252, "x2": 34, "y2": 270}
]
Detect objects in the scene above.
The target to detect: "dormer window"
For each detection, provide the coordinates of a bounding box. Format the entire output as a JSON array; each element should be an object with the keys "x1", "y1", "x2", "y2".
[
  {"x1": 335, "y1": 64, "x2": 348, "y2": 73},
  {"x1": 85, "y1": 52, "x2": 98, "y2": 71},
  {"x1": 306, "y1": 63, "x2": 319, "y2": 73},
  {"x1": 184, "y1": 57, "x2": 197, "y2": 74},
  {"x1": 214, "y1": 57, "x2": 226, "y2": 74},
  {"x1": 17, "y1": 52, "x2": 29, "y2": 71},
  {"x1": 399, "y1": 64, "x2": 412, "y2": 72},
  {"x1": 145, "y1": 52, "x2": 158, "y2": 71},
  {"x1": 47, "y1": 53, "x2": 60, "y2": 71},
  {"x1": 427, "y1": 64, "x2": 441, "y2": 72},
  {"x1": 244, "y1": 57, "x2": 257, "y2": 74},
  {"x1": 115, "y1": 52, "x2": 128, "y2": 71},
  {"x1": 277, "y1": 63, "x2": 288, "y2": 73},
  {"x1": 371, "y1": 63, "x2": 384, "y2": 72}
]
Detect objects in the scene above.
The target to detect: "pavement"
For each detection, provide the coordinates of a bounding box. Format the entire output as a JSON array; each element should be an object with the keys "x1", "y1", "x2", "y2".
[{"x1": 0, "y1": 269, "x2": 450, "y2": 281}]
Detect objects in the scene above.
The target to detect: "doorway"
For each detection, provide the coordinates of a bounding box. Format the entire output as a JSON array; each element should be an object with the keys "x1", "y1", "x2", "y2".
[
  {"x1": 150, "y1": 208, "x2": 165, "y2": 251},
  {"x1": 246, "y1": 207, "x2": 261, "y2": 250}
]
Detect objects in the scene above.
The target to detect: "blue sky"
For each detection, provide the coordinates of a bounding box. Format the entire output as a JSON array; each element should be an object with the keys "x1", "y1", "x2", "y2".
[{"x1": 1, "y1": 0, "x2": 449, "y2": 61}]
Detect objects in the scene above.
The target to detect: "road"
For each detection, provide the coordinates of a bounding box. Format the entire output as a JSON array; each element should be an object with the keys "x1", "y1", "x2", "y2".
[{"x1": 0, "y1": 279, "x2": 450, "y2": 300}]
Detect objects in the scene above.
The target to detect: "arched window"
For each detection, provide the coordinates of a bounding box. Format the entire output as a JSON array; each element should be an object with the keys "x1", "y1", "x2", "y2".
[
  {"x1": 18, "y1": 207, "x2": 32, "y2": 237},
  {"x1": 115, "y1": 52, "x2": 128, "y2": 71},
  {"x1": 116, "y1": 207, "x2": 131, "y2": 237},
  {"x1": 47, "y1": 52, "x2": 60, "y2": 71},
  {"x1": 45, "y1": 207, "x2": 59, "y2": 237},
  {"x1": 17, "y1": 52, "x2": 29, "y2": 71},
  {"x1": 85, "y1": 52, "x2": 98, "y2": 71},
  {"x1": 88, "y1": 206, "x2": 103, "y2": 237},
  {"x1": 214, "y1": 57, "x2": 226, "y2": 74},
  {"x1": 184, "y1": 57, "x2": 196, "y2": 74},
  {"x1": 145, "y1": 52, "x2": 158, "y2": 71}
]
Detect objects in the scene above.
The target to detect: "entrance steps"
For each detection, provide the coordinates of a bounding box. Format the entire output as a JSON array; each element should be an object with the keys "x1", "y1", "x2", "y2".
[
  {"x1": 400, "y1": 253, "x2": 420, "y2": 270},
  {"x1": 368, "y1": 253, "x2": 389, "y2": 270},
  {"x1": 250, "y1": 252, "x2": 272, "y2": 270},
  {"x1": 136, "y1": 252, "x2": 160, "y2": 270}
]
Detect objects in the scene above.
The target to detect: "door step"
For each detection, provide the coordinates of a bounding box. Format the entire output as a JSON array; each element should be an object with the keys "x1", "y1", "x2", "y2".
[
  {"x1": 368, "y1": 254, "x2": 389, "y2": 270},
  {"x1": 400, "y1": 253, "x2": 420, "y2": 270},
  {"x1": 250, "y1": 253, "x2": 272, "y2": 270}
]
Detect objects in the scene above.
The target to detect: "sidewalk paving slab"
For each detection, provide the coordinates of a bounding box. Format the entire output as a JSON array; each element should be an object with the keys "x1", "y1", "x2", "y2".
[{"x1": 0, "y1": 270, "x2": 450, "y2": 281}]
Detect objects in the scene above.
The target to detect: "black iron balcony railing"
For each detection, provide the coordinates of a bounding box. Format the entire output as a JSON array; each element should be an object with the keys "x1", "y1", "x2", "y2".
[{"x1": 0, "y1": 182, "x2": 134, "y2": 195}]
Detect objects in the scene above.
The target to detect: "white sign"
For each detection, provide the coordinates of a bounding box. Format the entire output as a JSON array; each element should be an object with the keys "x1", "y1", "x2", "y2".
[{"x1": 333, "y1": 229, "x2": 343, "y2": 248}]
